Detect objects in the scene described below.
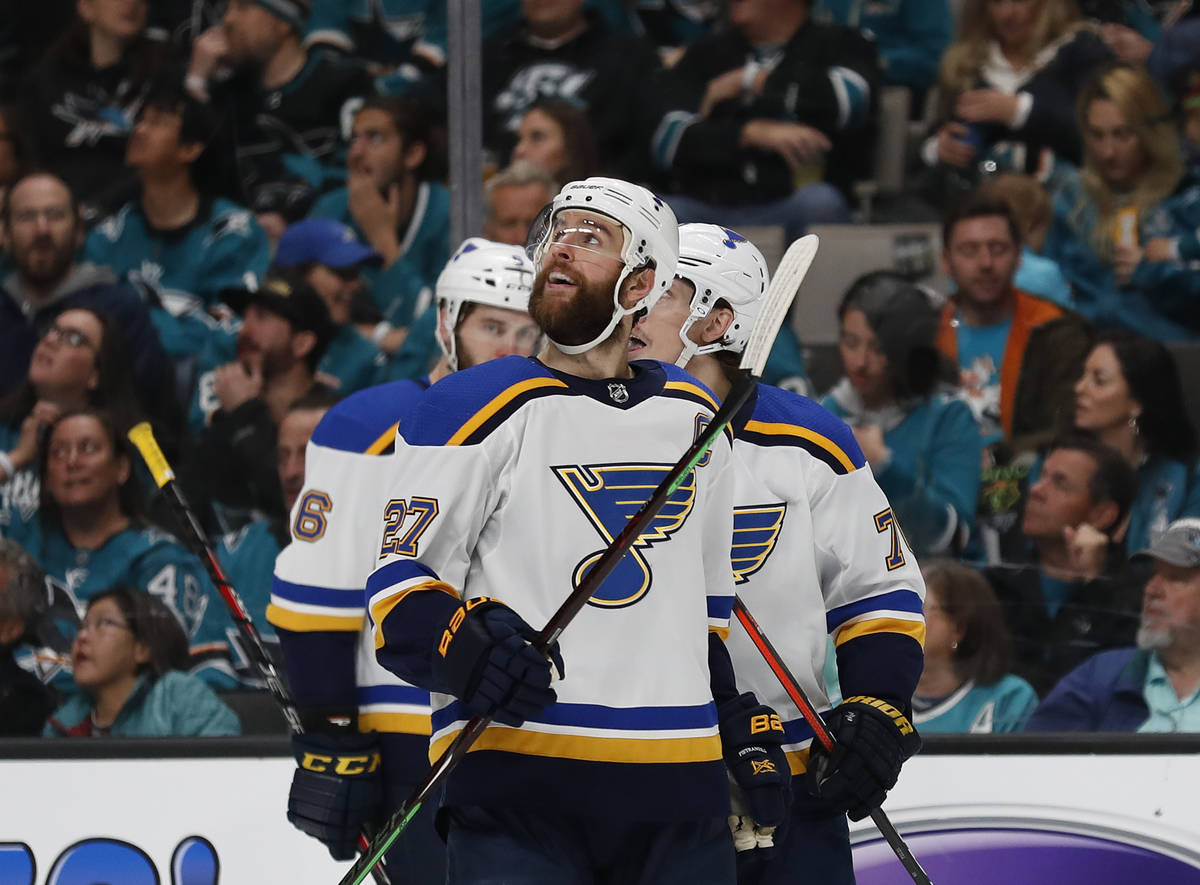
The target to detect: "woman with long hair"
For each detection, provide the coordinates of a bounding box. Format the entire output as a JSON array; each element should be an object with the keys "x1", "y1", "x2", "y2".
[
  {"x1": 1045, "y1": 62, "x2": 1200, "y2": 339},
  {"x1": 44, "y1": 587, "x2": 239, "y2": 737},
  {"x1": 922, "y1": 0, "x2": 1110, "y2": 194},
  {"x1": 821, "y1": 271, "x2": 983, "y2": 556},
  {"x1": 1072, "y1": 329, "x2": 1200, "y2": 554},
  {"x1": 510, "y1": 97, "x2": 598, "y2": 185},
  {"x1": 913, "y1": 559, "x2": 1038, "y2": 732}
]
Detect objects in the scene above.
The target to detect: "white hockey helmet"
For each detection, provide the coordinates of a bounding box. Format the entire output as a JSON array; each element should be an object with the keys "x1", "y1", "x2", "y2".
[
  {"x1": 672, "y1": 224, "x2": 770, "y2": 368},
  {"x1": 526, "y1": 177, "x2": 679, "y2": 355},
  {"x1": 436, "y1": 237, "x2": 535, "y2": 372}
]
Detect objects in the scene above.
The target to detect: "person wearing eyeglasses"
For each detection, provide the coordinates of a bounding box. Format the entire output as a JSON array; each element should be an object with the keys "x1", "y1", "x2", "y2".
[
  {"x1": 18, "y1": 408, "x2": 230, "y2": 691},
  {"x1": 0, "y1": 171, "x2": 174, "y2": 421},
  {"x1": 43, "y1": 586, "x2": 240, "y2": 738},
  {"x1": 0, "y1": 308, "x2": 140, "y2": 550}
]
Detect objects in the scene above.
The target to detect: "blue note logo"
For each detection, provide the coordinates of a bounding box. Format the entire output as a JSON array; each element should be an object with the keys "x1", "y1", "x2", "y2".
[
  {"x1": 554, "y1": 463, "x2": 700, "y2": 608},
  {"x1": 731, "y1": 504, "x2": 787, "y2": 584}
]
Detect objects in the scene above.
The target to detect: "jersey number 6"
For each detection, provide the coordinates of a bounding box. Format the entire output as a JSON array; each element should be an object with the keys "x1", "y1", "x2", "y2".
[{"x1": 380, "y1": 497, "x2": 440, "y2": 558}]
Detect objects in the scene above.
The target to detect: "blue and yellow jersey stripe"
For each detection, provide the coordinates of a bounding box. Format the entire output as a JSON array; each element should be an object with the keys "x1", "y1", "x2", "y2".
[
  {"x1": 827, "y1": 588, "x2": 926, "y2": 649},
  {"x1": 267, "y1": 578, "x2": 367, "y2": 632}
]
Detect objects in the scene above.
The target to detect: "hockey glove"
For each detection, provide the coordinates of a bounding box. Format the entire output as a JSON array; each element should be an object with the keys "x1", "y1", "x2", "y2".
[
  {"x1": 719, "y1": 692, "x2": 792, "y2": 851},
  {"x1": 432, "y1": 597, "x2": 564, "y2": 727},
  {"x1": 805, "y1": 695, "x2": 922, "y2": 821},
  {"x1": 287, "y1": 732, "x2": 383, "y2": 861}
]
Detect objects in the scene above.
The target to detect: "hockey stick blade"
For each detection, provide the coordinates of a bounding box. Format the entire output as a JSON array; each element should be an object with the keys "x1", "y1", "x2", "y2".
[
  {"x1": 732, "y1": 596, "x2": 933, "y2": 885},
  {"x1": 127, "y1": 423, "x2": 392, "y2": 885},
  {"x1": 340, "y1": 372, "x2": 757, "y2": 885},
  {"x1": 740, "y1": 234, "x2": 819, "y2": 377}
]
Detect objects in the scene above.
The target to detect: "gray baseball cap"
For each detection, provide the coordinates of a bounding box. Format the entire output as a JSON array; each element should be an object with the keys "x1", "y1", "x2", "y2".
[{"x1": 1135, "y1": 518, "x2": 1200, "y2": 568}]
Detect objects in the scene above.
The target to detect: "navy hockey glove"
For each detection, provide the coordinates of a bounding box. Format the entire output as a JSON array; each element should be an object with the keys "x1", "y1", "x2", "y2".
[
  {"x1": 719, "y1": 692, "x2": 792, "y2": 847},
  {"x1": 287, "y1": 732, "x2": 382, "y2": 861},
  {"x1": 432, "y1": 597, "x2": 564, "y2": 727},
  {"x1": 805, "y1": 695, "x2": 922, "y2": 821}
]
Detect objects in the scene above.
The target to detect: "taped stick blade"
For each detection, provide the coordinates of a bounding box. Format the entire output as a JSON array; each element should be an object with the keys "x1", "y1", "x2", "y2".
[{"x1": 739, "y1": 234, "x2": 819, "y2": 378}]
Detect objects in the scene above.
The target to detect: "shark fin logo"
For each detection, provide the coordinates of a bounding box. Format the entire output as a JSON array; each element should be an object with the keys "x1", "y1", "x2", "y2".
[
  {"x1": 731, "y1": 504, "x2": 787, "y2": 584},
  {"x1": 554, "y1": 463, "x2": 700, "y2": 607}
]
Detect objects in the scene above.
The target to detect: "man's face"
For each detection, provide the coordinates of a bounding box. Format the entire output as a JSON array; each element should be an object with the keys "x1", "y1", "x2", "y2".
[
  {"x1": 304, "y1": 264, "x2": 360, "y2": 327},
  {"x1": 454, "y1": 304, "x2": 541, "y2": 369},
  {"x1": 236, "y1": 303, "x2": 298, "y2": 375},
  {"x1": 1022, "y1": 448, "x2": 1100, "y2": 541},
  {"x1": 277, "y1": 407, "x2": 326, "y2": 513},
  {"x1": 126, "y1": 104, "x2": 189, "y2": 171},
  {"x1": 223, "y1": 0, "x2": 290, "y2": 66},
  {"x1": 348, "y1": 109, "x2": 405, "y2": 191},
  {"x1": 5, "y1": 176, "x2": 79, "y2": 289},
  {"x1": 943, "y1": 215, "x2": 1018, "y2": 314},
  {"x1": 629, "y1": 277, "x2": 693, "y2": 363},
  {"x1": 483, "y1": 182, "x2": 552, "y2": 247},
  {"x1": 528, "y1": 209, "x2": 628, "y2": 346},
  {"x1": 1138, "y1": 560, "x2": 1200, "y2": 652}
]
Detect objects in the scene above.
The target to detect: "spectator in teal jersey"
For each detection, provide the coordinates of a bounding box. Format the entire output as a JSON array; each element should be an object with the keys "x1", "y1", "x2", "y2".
[
  {"x1": 44, "y1": 587, "x2": 240, "y2": 737},
  {"x1": 814, "y1": 0, "x2": 952, "y2": 95},
  {"x1": 822, "y1": 271, "x2": 982, "y2": 556},
  {"x1": 0, "y1": 307, "x2": 140, "y2": 547},
  {"x1": 85, "y1": 79, "x2": 271, "y2": 361},
  {"x1": 19, "y1": 409, "x2": 229, "y2": 689},
  {"x1": 273, "y1": 218, "x2": 390, "y2": 395},
  {"x1": 213, "y1": 389, "x2": 338, "y2": 685},
  {"x1": 1071, "y1": 330, "x2": 1200, "y2": 559},
  {"x1": 308, "y1": 95, "x2": 449, "y2": 359},
  {"x1": 913, "y1": 559, "x2": 1037, "y2": 733}
]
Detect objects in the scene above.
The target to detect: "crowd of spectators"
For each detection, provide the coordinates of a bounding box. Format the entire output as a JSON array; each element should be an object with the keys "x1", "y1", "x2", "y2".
[{"x1": 2, "y1": 0, "x2": 1200, "y2": 738}]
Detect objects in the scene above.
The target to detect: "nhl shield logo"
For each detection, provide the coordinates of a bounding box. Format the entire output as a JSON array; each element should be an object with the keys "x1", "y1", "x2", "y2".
[{"x1": 607, "y1": 383, "x2": 629, "y2": 404}]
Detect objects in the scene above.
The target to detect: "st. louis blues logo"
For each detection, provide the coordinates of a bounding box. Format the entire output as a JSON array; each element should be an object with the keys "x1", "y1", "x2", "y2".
[
  {"x1": 731, "y1": 503, "x2": 787, "y2": 584},
  {"x1": 554, "y1": 463, "x2": 700, "y2": 607}
]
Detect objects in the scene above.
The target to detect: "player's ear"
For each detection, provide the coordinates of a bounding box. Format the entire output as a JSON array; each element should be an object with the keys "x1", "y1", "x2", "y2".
[
  {"x1": 699, "y1": 306, "x2": 734, "y2": 346},
  {"x1": 619, "y1": 265, "x2": 654, "y2": 309}
]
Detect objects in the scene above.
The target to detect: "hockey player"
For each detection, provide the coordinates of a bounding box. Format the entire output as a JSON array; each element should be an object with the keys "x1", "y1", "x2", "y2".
[
  {"x1": 628, "y1": 224, "x2": 926, "y2": 885},
  {"x1": 268, "y1": 239, "x2": 540, "y2": 880},
  {"x1": 365, "y1": 178, "x2": 790, "y2": 884}
]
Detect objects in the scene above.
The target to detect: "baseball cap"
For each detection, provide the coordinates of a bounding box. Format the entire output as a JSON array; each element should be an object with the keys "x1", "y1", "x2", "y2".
[
  {"x1": 1135, "y1": 518, "x2": 1200, "y2": 568},
  {"x1": 275, "y1": 219, "x2": 381, "y2": 270},
  {"x1": 229, "y1": 275, "x2": 336, "y2": 350},
  {"x1": 244, "y1": 0, "x2": 311, "y2": 33}
]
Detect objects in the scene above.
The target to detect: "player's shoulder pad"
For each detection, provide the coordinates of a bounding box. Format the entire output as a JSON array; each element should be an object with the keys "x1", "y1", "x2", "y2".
[
  {"x1": 311, "y1": 378, "x2": 429, "y2": 454},
  {"x1": 655, "y1": 361, "x2": 722, "y2": 413},
  {"x1": 739, "y1": 383, "x2": 866, "y2": 475},
  {"x1": 403, "y1": 356, "x2": 567, "y2": 447}
]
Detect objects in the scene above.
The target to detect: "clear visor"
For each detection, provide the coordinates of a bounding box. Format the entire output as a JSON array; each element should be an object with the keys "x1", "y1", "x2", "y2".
[{"x1": 526, "y1": 205, "x2": 630, "y2": 268}]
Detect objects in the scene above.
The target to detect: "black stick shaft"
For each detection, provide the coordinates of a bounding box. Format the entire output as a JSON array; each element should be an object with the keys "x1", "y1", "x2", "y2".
[
  {"x1": 339, "y1": 372, "x2": 759, "y2": 885},
  {"x1": 732, "y1": 596, "x2": 933, "y2": 885}
]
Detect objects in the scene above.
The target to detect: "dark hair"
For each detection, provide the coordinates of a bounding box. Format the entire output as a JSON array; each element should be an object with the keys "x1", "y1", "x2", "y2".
[
  {"x1": 0, "y1": 105, "x2": 33, "y2": 185},
  {"x1": 921, "y1": 559, "x2": 1013, "y2": 685},
  {"x1": 141, "y1": 77, "x2": 219, "y2": 149},
  {"x1": 38, "y1": 408, "x2": 144, "y2": 529},
  {"x1": 86, "y1": 587, "x2": 189, "y2": 679},
  {"x1": 0, "y1": 170, "x2": 80, "y2": 229},
  {"x1": 520, "y1": 98, "x2": 598, "y2": 184},
  {"x1": 1088, "y1": 329, "x2": 1198, "y2": 462},
  {"x1": 0, "y1": 307, "x2": 141, "y2": 430},
  {"x1": 942, "y1": 192, "x2": 1022, "y2": 250},
  {"x1": 838, "y1": 271, "x2": 949, "y2": 401},
  {"x1": 288, "y1": 388, "x2": 342, "y2": 414},
  {"x1": 356, "y1": 95, "x2": 445, "y2": 181},
  {"x1": 1049, "y1": 432, "x2": 1138, "y2": 529}
]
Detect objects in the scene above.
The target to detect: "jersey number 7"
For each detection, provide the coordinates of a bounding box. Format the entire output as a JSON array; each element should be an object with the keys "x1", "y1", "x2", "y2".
[{"x1": 874, "y1": 508, "x2": 908, "y2": 571}]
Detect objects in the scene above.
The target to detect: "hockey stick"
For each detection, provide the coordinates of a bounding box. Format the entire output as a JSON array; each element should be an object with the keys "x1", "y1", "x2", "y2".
[
  {"x1": 732, "y1": 595, "x2": 934, "y2": 885},
  {"x1": 127, "y1": 423, "x2": 392, "y2": 885},
  {"x1": 339, "y1": 235, "x2": 821, "y2": 885}
]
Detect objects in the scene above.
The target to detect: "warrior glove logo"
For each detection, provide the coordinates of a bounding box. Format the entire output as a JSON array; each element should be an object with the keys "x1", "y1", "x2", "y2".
[{"x1": 554, "y1": 462, "x2": 700, "y2": 607}]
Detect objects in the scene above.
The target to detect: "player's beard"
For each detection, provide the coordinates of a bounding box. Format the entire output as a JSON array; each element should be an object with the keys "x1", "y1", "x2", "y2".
[{"x1": 529, "y1": 263, "x2": 621, "y2": 347}]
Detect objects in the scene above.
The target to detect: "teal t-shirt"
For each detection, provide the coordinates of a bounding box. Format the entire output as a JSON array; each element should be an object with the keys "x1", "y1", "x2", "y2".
[
  {"x1": 1139, "y1": 653, "x2": 1200, "y2": 733},
  {"x1": 955, "y1": 317, "x2": 1013, "y2": 446},
  {"x1": 1039, "y1": 574, "x2": 1073, "y2": 619}
]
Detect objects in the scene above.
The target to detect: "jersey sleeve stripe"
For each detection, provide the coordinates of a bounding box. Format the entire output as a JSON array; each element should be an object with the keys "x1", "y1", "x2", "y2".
[
  {"x1": 437, "y1": 699, "x2": 718, "y2": 730},
  {"x1": 742, "y1": 419, "x2": 859, "y2": 473},
  {"x1": 365, "y1": 421, "x2": 400, "y2": 455},
  {"x1": 266, "y1": 603, "x2": 364, "y2": 632},
  {"x1": 826, "y1": 588, "x2": 923, "y2": 632},
  {"x1": 358, "y1": 684, "x2": 430, "y2": 705},
  {"x1": 359, "y1": 712, "x2": 433, "y2": 734},
  {"x1": 834, "y1": 615, "x2": 926, "y2": 648},
  {"x1": 368, "y1": 561, "x2": 459, "y2": 650},
  {"x1": 447, "y1": 377, "x2": 569, "y2": 446},
  {"x1": 272, "y1": 577, "x2": 368, "y2": 608}
]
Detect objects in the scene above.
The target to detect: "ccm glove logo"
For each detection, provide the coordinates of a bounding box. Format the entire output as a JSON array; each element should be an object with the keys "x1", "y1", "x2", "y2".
[
  {"x1": 299, "y1": 751, "x2": 381, "y2": 776},
  {"x1": 439, "y1": 596, "x2": 500, "y2": 657},
  {"x1": 842, "y1": 696, "x2": 915, "y2": 736}
]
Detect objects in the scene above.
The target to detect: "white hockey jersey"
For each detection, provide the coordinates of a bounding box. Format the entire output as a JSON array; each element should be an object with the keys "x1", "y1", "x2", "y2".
[{"x1": 366, "y1": 356, "x2": 737, "y2": 820}]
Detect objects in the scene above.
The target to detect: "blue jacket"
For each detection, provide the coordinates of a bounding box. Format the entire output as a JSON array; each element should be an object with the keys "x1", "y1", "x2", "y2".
[
  {"x1": 814, "y1": 0, "x2": 952, "y2": 91},
  {"x1": 44, "y1": 671, "x2": 241, "y2": 737},
  {"x1": 1024, "y1": 648, "x2": 1150, "y2": 731},
  {"x1": 1045, "y1": 165, "x2": 1200, "y2": 341},
  {"x1": 822, "y1": 382, "x2": 982, "y2": 555},
  {"x1": 1127, "y1": 456, "x2": 1200, "y2": 557}
]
